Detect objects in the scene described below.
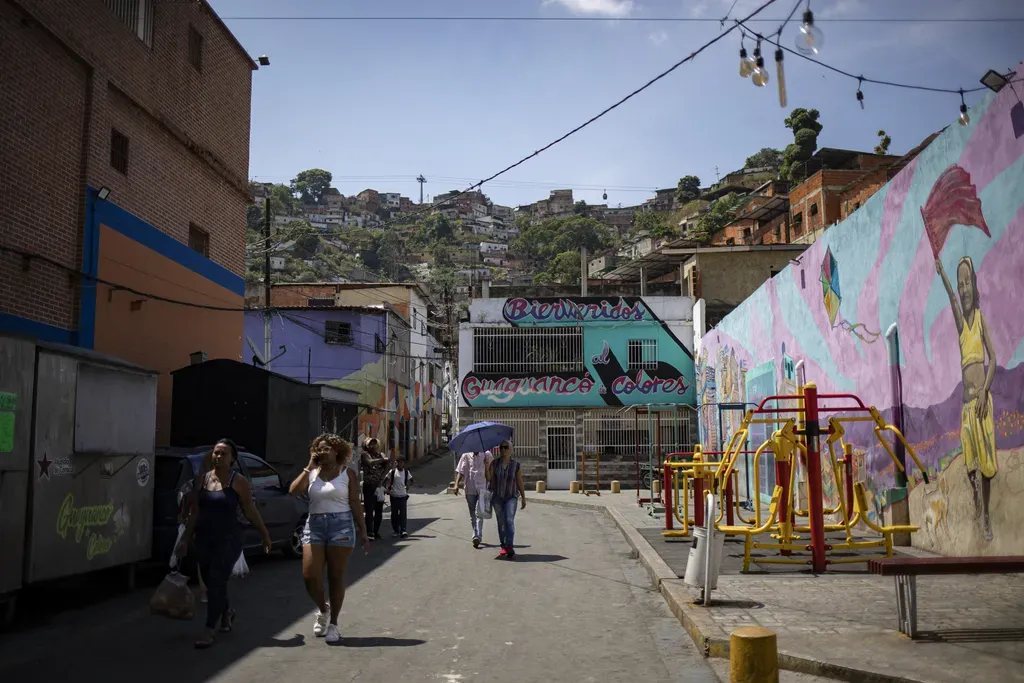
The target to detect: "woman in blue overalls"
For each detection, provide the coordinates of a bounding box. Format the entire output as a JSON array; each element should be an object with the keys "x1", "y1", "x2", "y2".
[{"x1": 177, "y1": 438, "x2": 272, "y2": 648}]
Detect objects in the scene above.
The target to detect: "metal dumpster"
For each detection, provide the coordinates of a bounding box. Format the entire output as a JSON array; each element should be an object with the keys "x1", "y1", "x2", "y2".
[{"x1": 0, "y1": 335, "x2": 158, "y2": 612}]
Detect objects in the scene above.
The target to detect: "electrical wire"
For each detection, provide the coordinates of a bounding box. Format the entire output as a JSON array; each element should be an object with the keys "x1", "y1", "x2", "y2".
[
  {"x1": 218, "y1": 15, "x2": 1024, "y2": 24},
  {"x1": 735, "y1": 20, "x2": 1001, "y2": 95}
]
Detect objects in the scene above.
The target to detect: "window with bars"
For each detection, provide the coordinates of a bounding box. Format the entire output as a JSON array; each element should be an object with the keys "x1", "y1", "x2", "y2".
[
  {"x1": 325, "y1": 321, "x2": 352, "y2": 345},
  {"x1": 104, "y1": 0, "x2": 154, "y2": 46},
  {"x1": 627, "y1": 339, "x2": 658, "y2": 371},
  {"x1": 188, "y1": 223, "x2": 209, "y2": 257},
  {"x1": 472, "y1": 326, "x2": 583, "y2": 375},
  {"x1": 307, "y1": 297, "x2": 334, "y2": 307},
  {"x1": 188, "y1": 26, "x2": 204, "y2": 71},
  {"x1": 110, "y1": 129, "x2": 130, "y2": 175}
]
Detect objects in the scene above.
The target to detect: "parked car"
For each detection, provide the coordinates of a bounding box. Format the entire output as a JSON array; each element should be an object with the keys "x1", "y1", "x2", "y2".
[{"x1": 153, "y1": 446, "x2": 308, "y2": 564}]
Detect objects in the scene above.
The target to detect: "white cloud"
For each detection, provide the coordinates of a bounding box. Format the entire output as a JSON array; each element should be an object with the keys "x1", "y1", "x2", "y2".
[
  {"x1": 649, "y1": 30, "x2": 669, "y2": 46},
  {"x1": 543, "y1": 0, "x2": 635, "y2": 17}
]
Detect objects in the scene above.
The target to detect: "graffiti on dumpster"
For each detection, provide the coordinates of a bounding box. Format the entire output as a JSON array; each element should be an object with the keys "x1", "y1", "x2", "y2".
[{"x1": 56, "y1": 493, "x2": 124, "y2": 560}]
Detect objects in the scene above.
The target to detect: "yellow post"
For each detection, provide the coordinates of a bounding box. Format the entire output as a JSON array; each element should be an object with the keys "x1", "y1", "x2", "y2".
[
  {"x1": 535, "y1": 480, "x2": 546, "y2": 493},
  {"x1": 610, "y1": 480, "x2": 621, "y2": 493},
  {"x1": 729, "y1": 626, "x2": 779, "y2": 683},
  {"x1": 569, "y1": 481, "x2": 580, "y2": 494}
]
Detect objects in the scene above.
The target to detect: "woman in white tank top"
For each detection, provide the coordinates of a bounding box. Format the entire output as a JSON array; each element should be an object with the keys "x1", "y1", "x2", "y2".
[{"x1": 288, "y1": 434, "x2": 370, "y2": 643}]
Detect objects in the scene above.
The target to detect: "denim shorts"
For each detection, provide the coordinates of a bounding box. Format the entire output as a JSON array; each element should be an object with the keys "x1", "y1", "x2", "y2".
[{"x1": 302, "y1": 512, "x2": 356, "y2": 548}]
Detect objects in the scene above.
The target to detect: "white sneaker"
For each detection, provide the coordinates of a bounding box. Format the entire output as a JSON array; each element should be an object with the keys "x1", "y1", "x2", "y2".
[
  {"x1": 325, "y1": 624, "x2": 341, "y2": 643},
  {"x1": 314, "y1": 609, "x2": 329, "y2": 637}
]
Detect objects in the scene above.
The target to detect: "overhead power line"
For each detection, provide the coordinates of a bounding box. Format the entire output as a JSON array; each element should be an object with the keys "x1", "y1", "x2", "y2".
[{"x1": 219, "y1": 15, "x2": 1024, "y2": 23}]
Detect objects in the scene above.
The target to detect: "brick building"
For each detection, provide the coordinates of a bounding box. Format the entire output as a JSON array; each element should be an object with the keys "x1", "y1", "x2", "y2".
[
  {"x1": 710, "y1": 179, "x2": 791, "y2": 246},
  {"x1": 787, "y1": 148, "x2": 900, "y2": 243},
  {"x1": 1, "y1": 0, "x2": 256, "y2": 443}
]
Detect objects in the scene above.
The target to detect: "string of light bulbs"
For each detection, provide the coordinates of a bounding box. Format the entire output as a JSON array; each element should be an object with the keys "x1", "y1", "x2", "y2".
[{"x1": 733, "y1": 0, "x2": 1014, "y2": 127}]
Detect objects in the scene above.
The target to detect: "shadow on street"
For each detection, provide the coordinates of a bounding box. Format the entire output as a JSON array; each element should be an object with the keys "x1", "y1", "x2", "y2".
[{"x1": 0, "y1": 516, "x2": 440, "y2": 683}]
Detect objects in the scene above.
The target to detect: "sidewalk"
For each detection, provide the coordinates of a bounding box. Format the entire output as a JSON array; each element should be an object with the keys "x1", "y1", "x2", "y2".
[{"x1": 530, "y1": 488, "x2": 1024, "y2": 683}]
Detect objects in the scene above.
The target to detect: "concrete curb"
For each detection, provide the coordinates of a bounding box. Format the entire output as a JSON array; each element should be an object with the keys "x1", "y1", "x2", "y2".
[{"x1": 530, "y1": 495, "x2": 925, "y2": 683}]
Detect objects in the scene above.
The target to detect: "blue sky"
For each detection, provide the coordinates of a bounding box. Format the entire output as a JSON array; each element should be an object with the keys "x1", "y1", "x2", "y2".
[{"x1": 210, "y1": 0, "x2": 1023, "y2": 208}]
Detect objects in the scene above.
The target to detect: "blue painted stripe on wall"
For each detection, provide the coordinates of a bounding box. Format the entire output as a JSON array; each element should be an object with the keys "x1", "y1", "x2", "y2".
[
  {"x1": 88, "y1": 186, "x2": 245, "y2": 297},
  {"x1": 0, "y1": 313, "x2": 76, "y2": 345}
]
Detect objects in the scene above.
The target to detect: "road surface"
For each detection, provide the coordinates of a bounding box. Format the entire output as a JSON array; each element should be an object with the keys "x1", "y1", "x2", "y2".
[{"x1": 0, "y1": 456, "x2": 717, "y2": 683}]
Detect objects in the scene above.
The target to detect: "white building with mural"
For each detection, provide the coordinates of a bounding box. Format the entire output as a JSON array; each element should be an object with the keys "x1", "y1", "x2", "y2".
[{"x1": 458, "y1": 295, "x2": 697, "y2": 489}]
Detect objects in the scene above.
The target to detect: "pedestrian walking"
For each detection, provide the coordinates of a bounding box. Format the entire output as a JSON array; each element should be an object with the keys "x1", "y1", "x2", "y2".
[
  {"x1": 453, "y1": 450, "x2": 493, "y2": 548},
  {"x1": 175, "y1": 438, "x2": 272, "y2": 648},
  {"x1": 487, "y1": 441, "x2": 527, "y2": 559},
  {"x1": 289, "y1": 434, "x2": 370, "y2": 644},
  {"x1": 386, "y1": 457, "x2": 414, "y2": 538},
  {"x1": 360, "y1": 437, "x2": 388, "y2": 540}
]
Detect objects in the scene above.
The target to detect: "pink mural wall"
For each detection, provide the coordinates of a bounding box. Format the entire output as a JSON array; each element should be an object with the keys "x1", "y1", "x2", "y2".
[{"x1": 697, "y1": 61, "x2": 1024, "y2": 556}]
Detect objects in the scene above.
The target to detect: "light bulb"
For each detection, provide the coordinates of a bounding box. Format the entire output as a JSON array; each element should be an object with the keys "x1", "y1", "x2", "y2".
[
  {"x1": 959, "y1": 104, "x2": 970, "y2": 126},
  {"x1": 775, "y1": 48, "x2": 787, "y2": 107},
  {"x1": 795, "y1": 9, "x2": 824, "y2": 56},
  {"x1": 857, "y1": 90, "x2": 864, "y2": 109},
  {"x1": 751, "y1": 55, "x2": 769, "y2": 87},
  {"x1": 738, "y1": 47, "x2": 754, "y2": 78}
]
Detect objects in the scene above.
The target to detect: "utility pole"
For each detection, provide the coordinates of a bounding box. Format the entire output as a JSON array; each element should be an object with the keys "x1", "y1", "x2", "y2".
[
  {"x1": 416, "y1": 174, "x2": 427, "y2": 205},
  {"x1": 263, "y1": 194, "x2": 272, "y2": 370}
]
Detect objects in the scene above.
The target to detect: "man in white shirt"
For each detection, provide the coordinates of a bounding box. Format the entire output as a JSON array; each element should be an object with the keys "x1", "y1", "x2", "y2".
[{"x1": 453, "y1": 450, "x2": 493, "y2": 548}]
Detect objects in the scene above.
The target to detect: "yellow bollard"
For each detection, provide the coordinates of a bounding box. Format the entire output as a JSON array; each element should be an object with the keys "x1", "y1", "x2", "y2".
[
  {"x1": 569, "y1": 481, "x2": 580, "y2": 494},
  {"x1": 610, "y1": 480, "x2": 621, "y2": 494},
  {"x1": 729, "y1": 626, "x2": 779, "y2": 683},
  {"x1": 535, "y1": 480, "x2": 546, "y2": 493}
]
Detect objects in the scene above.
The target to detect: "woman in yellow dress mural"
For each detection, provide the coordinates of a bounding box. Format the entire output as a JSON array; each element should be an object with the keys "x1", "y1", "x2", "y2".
[{"x1": 936, "y1": 255, "x2": 997, "y2": 541}]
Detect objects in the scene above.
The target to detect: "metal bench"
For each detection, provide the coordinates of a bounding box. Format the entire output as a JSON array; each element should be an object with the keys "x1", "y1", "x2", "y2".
[{"x1": 868, "y1": 556, "x2": 1024, "y2": 638}]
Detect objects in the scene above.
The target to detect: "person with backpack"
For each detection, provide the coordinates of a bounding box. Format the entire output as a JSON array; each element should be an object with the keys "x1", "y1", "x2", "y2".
[{"x1": 386, "y1": 457, "x2": 414, "y2": 538}]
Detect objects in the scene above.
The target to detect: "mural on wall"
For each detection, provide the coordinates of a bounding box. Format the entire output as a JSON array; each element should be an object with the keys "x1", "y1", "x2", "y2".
[
  {"x1": 460, "y1": 296, "x2": 695, "y2": 408},
  {"x1": 697, "y1": 63, "x2": 1024, "y2": 556},
  {"x1": 241, "y1": 312, "x2": 441, "y2": 456}
]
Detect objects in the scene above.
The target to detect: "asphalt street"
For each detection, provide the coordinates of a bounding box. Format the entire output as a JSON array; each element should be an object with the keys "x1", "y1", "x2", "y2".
[{"x1": 0, "y1": 456, "x2": 718, "y2": 683}]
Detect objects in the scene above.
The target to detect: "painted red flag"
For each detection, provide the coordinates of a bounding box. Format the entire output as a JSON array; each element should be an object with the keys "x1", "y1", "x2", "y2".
[{"x1": 920, "y1": 164, "x2": 991, "y2": 257}]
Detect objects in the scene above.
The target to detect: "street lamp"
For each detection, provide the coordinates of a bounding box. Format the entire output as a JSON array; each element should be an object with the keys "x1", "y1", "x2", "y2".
[
  {"x1": 97, "y1": 187, "x2": 112, "y2": 201},
  {"x1": 980, "y1": 69, "x2": 1009, "y2": 93},
  {"x1": 257, "y1": 55, "x2": 270, "y2": 66}
]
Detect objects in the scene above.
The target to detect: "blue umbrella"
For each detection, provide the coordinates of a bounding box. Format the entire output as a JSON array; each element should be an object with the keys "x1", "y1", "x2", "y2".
[{"x1": 448, "y1": 422, "x2": 514, "y2": 455}]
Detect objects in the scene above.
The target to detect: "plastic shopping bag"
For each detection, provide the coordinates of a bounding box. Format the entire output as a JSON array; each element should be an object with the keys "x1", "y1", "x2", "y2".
[
  {"x1": 231, "y1": 551, "x2": 249, "y2": 578},
  {"x1": 477, "y1": 490, "x2": 493, "y2": 520},
  {"x1": 150, "y1": 571, "x2": 195, "y2": 621},
  {"x1": 169, "y1": 523, "x2": 186, "y2": 569}
]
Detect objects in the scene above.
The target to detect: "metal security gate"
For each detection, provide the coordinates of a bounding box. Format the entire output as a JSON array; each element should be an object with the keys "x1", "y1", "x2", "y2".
[
  {"x1": 546, "y1": 410, "x2": 576, "y2": 490},
  {"x1": 470, "y1": 410, "x2": 540, "y2": 460}
]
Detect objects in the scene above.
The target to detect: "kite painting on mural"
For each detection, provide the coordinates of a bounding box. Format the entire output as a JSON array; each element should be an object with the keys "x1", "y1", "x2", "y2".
[
  {"x1": 820, "y1": 247, "x2": 880, "y2": 343},
  {"x1": 920, "y1": 165, "x2": 991, "y2": 256}
]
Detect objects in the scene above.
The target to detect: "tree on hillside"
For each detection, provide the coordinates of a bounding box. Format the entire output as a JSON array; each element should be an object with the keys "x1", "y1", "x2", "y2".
[
  {"x1": 547, "y1": 251, "x2": 581, "y2": 284},
  {"x1": 424, "y1": 212, "x2": 454, "y2": 241},
  {"x1": 269, "y1": 183, "x2": 297, "y2": 216},
  {"x1": 246, "y1": 204, "x2": 263, "y2": 231},
  {"x1": 574, "y1": 200, "x2": 588, "y2": 216},
  {"x1": 291, "y1": 168, "x2": 333, "y2": 205},
  {"x1": 675, "y1": 175, "x2": 701, "y2": 204},
  {"x1": 511, "y1": 216, "x2": 615, "y2": 271},
  {"x1": 874, "y1": 129, "x2": 892, "y2": 155},
  {"x1": 781, "y1": 108, "x2": 822, "y2": 183},
  {"x1": 687, "y1": 193, "x2": 746, "y2": 243},
  {"x1": 632, "y1": 210, "x2": 676, "y2": 239},
  {"x1": 744, "y1": 148, "x2": 784, "y2": 169}
]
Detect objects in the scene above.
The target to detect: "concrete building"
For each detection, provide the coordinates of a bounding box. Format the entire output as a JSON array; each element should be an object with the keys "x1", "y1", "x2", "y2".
[
  {"x1": 458, "y1": 294, "x2": 696, "y2": 489},
  {"x1": 1, "y1": 0, "x2": 257, "y2": 444}
]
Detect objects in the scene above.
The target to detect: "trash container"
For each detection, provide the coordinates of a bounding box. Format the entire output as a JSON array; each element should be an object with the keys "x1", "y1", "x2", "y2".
[{"x1": 683, "y1": 523, "x2": 725, "y2": 591}]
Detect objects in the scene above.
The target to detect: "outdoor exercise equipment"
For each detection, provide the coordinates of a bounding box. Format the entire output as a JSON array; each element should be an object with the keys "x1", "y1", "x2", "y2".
[{"x1": 661, "y1": 383, "x2": 928, "y2": 573}]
